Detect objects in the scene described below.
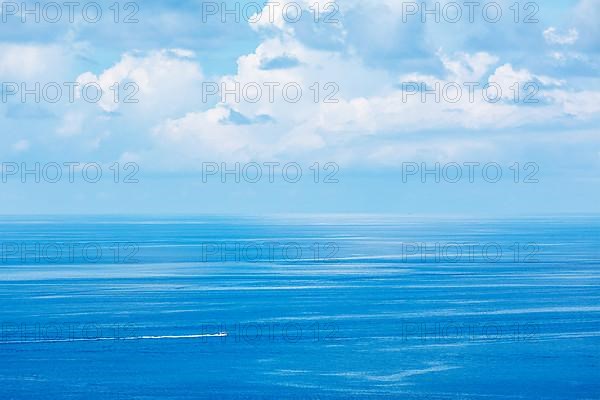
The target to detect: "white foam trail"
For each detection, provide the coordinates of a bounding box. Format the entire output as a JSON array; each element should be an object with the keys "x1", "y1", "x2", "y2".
[{"x1": 1, "y1": 332, "x2": 228, "y2": 345}]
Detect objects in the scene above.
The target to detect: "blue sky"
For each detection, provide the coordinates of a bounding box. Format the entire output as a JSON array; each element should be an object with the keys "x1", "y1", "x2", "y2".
[{"x1": 0, "y1": 0, "x2": 598, "y2": 214}]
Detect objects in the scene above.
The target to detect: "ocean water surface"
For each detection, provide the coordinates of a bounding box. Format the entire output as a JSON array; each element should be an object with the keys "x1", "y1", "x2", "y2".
[{"x1": 0, "y1": 215, "x2": 599, "y2": 399}]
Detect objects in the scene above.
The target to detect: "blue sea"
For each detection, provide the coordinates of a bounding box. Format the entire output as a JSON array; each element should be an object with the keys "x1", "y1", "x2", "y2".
[{"x1": 1, "y1": 216, "x2": 599, "y2": 399}]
